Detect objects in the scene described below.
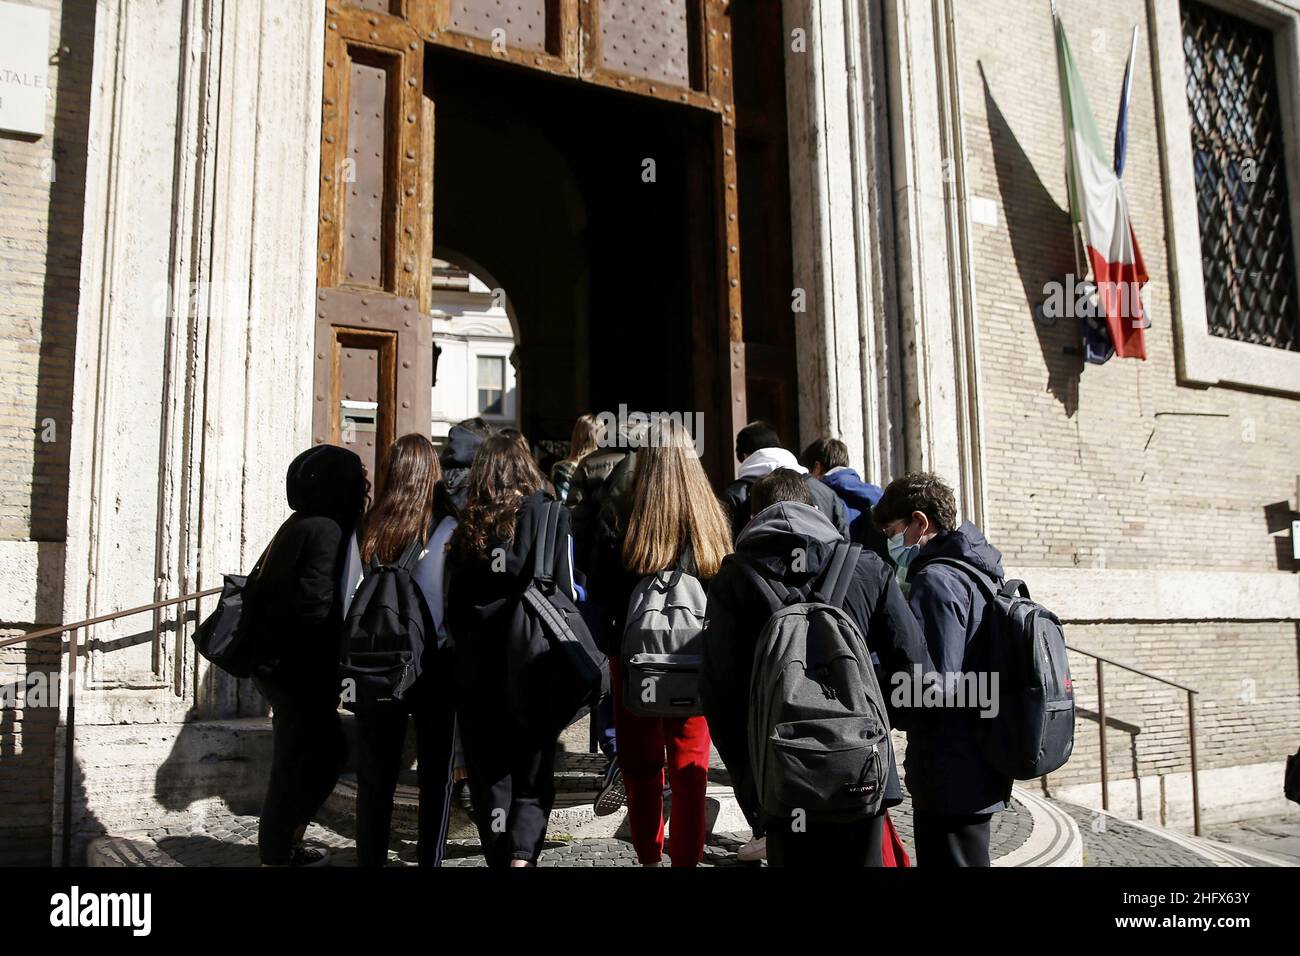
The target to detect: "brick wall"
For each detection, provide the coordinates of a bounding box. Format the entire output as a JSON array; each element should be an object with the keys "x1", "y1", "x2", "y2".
[
  {"x1": 0, "y1": 0, "x2": 91, "y2": 545},
  {"x1": 0, "y1": 0, "x2": 95, "y2": 865},
  {"x1": 954, "y1": 0, "x2": 1300, "y2": 788},
  {"x1": 957, "y1": 0, "x2": 1300, "y2": 576},
  {"x1": 1058, "y1": 622, "x2": 1300, "y2": 786}
]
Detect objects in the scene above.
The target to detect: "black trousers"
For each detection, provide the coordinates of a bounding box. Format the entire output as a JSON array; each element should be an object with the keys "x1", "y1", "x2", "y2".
[
  {"x1": 456, "y1": 689, "x2": 559, "y2": 867},
  {"x1": 912, "y1": 811, "x2": 993, "y2": 867},
  {"x1": 254, "y1": 678, "x2": 346, "y2": 866},
  {"x1": 765, "y1": 812, "x2": 885, "y2": 867},
  {"x1": 354, "y1": 656, "x2": 458, "y2": 867}
]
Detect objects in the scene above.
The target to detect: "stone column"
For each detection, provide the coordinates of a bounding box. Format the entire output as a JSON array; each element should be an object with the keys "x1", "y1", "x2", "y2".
[
  {"x1": 783, "y1": 0, "x2": 905, "y2": 484},
  {"x1": 55, "y1": 0, "x2": 323, "y2": 859}
]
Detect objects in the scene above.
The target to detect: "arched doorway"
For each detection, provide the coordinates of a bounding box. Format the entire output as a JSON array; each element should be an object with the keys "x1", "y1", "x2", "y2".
[{"x1": 314, "y1": 1, "x2": 796, "y2": 484}]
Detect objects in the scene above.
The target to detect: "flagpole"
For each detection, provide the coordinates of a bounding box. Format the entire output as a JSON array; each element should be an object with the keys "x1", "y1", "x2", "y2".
[{"x1": 1052, "y1": 1, "x2": 1088, "y2": 284}]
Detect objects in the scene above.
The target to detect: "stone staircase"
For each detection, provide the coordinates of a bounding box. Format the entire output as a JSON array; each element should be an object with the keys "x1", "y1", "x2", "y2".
[{"x1": 82, "y1": 715, "x2": 1296, "y2": 868}]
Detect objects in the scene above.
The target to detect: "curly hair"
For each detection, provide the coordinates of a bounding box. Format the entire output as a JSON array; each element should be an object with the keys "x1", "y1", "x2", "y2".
[
  {"x1": 872, "y1": 472, "x2": 958, "y2": 532},
  {"x1": 451, "y1": 433, "x2": 547, "y2": 561}
]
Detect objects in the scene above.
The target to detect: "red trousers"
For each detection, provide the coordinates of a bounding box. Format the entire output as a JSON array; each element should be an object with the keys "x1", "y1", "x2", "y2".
[{"x1": 609, "y1": 658, "x2": 712, "y2": 867}]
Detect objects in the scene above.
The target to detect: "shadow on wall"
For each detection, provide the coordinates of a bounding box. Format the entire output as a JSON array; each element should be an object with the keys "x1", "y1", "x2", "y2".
[
  {"x1": 154, "y1": 708, "x2": 274, "y2": 818},
  {"x1": 979, "y1": 62, "x2": 1084, "y2": 417},
  {"x1": 29, "y1": 1, "x2": 96, "y2": 545},
  {"x1": 1263, "y1": 499, "x2": 1299, "y2": 572}
]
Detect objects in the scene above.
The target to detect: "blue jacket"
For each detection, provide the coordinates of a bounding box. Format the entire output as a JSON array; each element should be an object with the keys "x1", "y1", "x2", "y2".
[
  {"x1": 903, "y1": 522, "x2": 1013, "y2": 816},
  {"x1": 820, "y1": 468, "x2": 889, "y2": 560},
  {"x1": 819, "y1": 467, "x2": 883, "y2": 528}
]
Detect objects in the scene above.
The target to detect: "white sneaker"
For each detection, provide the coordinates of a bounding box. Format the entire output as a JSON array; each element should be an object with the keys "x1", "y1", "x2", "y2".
[{"x1": 736, "y1": 836, "x2": 767, "y2": 862}]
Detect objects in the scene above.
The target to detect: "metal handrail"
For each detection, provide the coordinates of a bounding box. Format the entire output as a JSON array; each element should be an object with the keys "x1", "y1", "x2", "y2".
[
  {"x1": 1064, "y1": 642, "x2": 1201, "y2": 836},
  {"x1": 6, "y1": 585, "x2": 221, "y2": 865}
]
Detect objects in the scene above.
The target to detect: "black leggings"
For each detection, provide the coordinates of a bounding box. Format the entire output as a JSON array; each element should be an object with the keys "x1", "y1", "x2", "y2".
[
  {"x1": 456, "y1": 691, "x2": 559, "y2": 867},
  {"x1": 254, "y1": 679, "x2": 346, "y2": 866},
  {"x1": 354, "y1": 660, "x2": 458, "y2": 867},
  {"x1": 766, "y1": 812, "x2": 886, "y2": 867},
  {"x1": 912, "y1": 811, "x2": 993, "y2": 867}
]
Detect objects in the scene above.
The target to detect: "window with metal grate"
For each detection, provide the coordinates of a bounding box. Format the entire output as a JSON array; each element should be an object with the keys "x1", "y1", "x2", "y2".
[{"x1": 1182, "y1": 0, "x2": 1300, "y2": 351}]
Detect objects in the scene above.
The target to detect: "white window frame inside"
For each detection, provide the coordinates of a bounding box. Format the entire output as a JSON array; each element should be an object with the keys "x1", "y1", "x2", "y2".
[
  {"x1": 1151, "y1": 0, "x2": 1300, "y2": 395},
  {"x1": 475, "y1": 353, "x2": 506, "y2": 418}
]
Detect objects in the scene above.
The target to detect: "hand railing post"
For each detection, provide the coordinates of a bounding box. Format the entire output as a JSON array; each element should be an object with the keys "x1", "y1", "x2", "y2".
[
  {"x1": 1096, "y1": 658, "x2": 1108, "y2": 812},
  {"x1": 1187, "y1": 689, "x2": 1201, "y2": 836},
  {"x1": 61, "y1": 625, "x2": 79, "y2": 867}
]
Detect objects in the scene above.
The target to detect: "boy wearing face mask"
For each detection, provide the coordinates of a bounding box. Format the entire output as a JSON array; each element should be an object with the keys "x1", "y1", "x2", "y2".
[{"x1": 872, "y1": 473, "x2": 1012, "y2": 867}]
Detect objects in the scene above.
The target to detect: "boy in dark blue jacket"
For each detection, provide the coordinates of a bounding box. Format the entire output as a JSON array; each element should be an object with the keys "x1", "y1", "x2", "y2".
[{"x1": 873, "y1": 472, "x2": 1012, "y2": 867}]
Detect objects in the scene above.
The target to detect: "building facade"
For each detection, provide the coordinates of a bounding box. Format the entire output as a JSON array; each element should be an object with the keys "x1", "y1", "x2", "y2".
[{"x1": 0, "y1": 0, "x2": 1296, "y2": 864}]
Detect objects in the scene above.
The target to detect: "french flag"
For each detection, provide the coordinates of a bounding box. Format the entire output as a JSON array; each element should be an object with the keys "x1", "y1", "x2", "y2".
[{"x1": 1055, "y1": 9, "x2": 1149, "y2": 360}]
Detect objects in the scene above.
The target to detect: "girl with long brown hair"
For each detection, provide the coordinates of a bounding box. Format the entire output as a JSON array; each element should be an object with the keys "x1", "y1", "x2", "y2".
[
  {"x1": 347, "y1": 433, "x2": 459, "y2": 867},
  {"x1": 550, "y1": 412, "x2": 600, "y2": 503},
  {"x1": 588, "y1": 418, "x2": 732, "y2": 866},
  {"x1": 446, "y1": 433, "x2": 580, "y2": 867}
]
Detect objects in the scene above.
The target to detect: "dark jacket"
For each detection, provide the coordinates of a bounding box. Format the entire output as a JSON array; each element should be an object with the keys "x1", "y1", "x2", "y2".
[
  {"x1": 446, "y1": 491, "x2": 577, "y2": 696},
  {"x1": 435, "y1": 423, "x2": 488, "y2": 523},
  {"x1": 903, "y1": 522, "x2": 1013, "y2": 815},
  {"x1": 567, "y1": 448, "x2": 636, "y2": 576},
  {"x1": 255, "y1": 445, "x2": 366, "y2": 698},
  {"x1": 721, "y1": 471, "x2": 849, "y2": 544},
  {"x1": 701, "y1": 502, "x2": 932, "y2": 821}
]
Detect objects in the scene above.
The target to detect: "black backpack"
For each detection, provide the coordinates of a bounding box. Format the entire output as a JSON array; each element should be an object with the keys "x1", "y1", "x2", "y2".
[
  {"x1": 739, "y1": 543, "x2": 892, "y2": 823},
  {"x1": 927, "y1": 558, "x2": 1075, "y2": 780},
  {"x1": 506, "y1": 500, "x2": 605, "y2": 735},
  {"x1": 339, "y1": 537, "x2": 428, "y2": 707}
]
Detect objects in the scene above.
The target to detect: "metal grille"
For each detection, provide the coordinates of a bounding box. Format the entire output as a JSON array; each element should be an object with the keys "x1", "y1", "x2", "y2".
[{"x1": 1182, "y1": 1, "x2": 1299, "y2": 351}]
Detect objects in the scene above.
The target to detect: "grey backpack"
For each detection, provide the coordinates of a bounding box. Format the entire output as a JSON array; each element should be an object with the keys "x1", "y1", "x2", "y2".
[
  {"x1": 739, "y1": 543, "x2": 891, "y2": 822},
  {"x1": 621, "y1": 566, "x2": 707, "y2": 717}
]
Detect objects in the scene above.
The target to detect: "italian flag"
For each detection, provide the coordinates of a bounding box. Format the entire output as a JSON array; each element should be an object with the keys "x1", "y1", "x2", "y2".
[{"x1": 1054, "y1": 8, "x2": 1149, "y2": 360}]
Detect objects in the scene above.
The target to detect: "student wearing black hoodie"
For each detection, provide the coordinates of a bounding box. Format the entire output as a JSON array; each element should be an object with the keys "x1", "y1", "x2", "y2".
[
  {"x1": 252, "y1": 444, "x2": 368, "y2": 867},
  {"x1": 702, "y1": 469, "x2": 931, "y2": 867},
  {"x1": 873, "y1": 472, "x2": 1013, "y2": 867},
  {"x1": 446, "y1": 434, "x2": 579, "y2": 867}
]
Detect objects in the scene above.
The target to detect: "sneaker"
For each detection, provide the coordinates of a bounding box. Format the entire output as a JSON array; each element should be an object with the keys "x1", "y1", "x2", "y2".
[
  {"x1": 736, "y1": 836, "x2": 766, "y2": 863},
  {"x1": 288, "y1": 844, "x2": 331, "y2": 867},
  {"x1": 593, "y1": 763, "x2": 626, "y2": 816}
]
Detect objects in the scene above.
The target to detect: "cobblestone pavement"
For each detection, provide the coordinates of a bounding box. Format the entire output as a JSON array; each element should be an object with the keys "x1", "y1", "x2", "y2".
[
  {"x1": 145, "y1": 787, "x2": 1033, "y2": 867},
  {"x1": 1208, "y1": 815, "x2": 1300, "y2": 865},
  {"x1": 1055, "y1": 802, "x2": 1209, "y2": 867},
  {"x1": 137, "y1": 726, "x2": 1050, "y2": 867}
]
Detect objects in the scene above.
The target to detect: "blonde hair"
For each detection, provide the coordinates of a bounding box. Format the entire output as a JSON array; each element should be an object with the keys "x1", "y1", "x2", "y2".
[{"x1": 621, "y1": 419, "x2": 733, "y2": 579}]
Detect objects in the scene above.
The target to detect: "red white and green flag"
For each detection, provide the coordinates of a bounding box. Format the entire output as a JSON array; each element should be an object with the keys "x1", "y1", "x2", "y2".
[{"x1": 1054, "y1": 6, "x2": 1149, "y2": 359}]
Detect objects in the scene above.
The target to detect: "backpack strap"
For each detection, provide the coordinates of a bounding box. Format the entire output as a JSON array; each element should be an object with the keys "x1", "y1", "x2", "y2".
[
  {"x1": 924, "y1": 556, "x2": 1027, "y2": 600},
  {"x1": 532, "y1": 500, "x2": 562, "y2": 587},
  {"x1": 728, "y1": 553, "x2": 800, "y2": 610},
  {"x1": 396, "y1": 535, "x2": 425, "y2": 572},
  {"x1": 812, "y1": 542, "x2": 863, "y2": 608}
]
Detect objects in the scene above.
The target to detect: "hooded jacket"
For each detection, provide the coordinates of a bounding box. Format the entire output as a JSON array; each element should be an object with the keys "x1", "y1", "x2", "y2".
[
  {"x1": 719, "y1": 447, "x2": 849, "y2": 543},
  {"x1": 701, "y1": 502, "x2": 932, "y2": 825},
  {"x1": 903, "y1": 522, "x2": 1013, "y2": 815},
  {"x1": 255, "y1": 445, "x2": 367, "y2": 697}
]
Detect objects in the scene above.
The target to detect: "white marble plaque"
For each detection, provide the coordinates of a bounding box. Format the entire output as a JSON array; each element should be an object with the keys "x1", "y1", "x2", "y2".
[{"x1": 0, "y1": 2, "x2": 50, "y2": 137}]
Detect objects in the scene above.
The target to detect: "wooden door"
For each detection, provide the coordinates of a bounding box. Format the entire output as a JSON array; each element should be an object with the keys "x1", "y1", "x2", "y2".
[{"x1": 316, "y1": 1, "x2": 785, "y2": 478}]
